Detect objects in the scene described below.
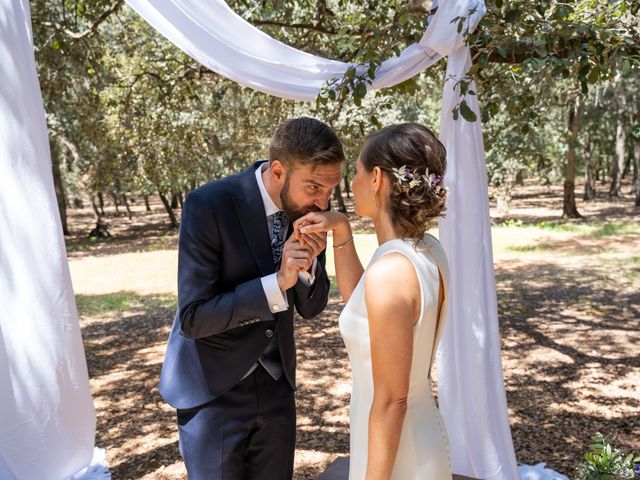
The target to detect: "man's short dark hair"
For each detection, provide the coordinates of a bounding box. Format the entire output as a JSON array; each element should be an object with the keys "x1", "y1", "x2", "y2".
[{"x1": 268, "y1": 117, "x2": 345, "y2": 169}]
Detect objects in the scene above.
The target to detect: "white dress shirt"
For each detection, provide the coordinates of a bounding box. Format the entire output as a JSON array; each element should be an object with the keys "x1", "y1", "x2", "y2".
[{"x1": 256, "y1": 163, "x2": 317, "y2": 314}]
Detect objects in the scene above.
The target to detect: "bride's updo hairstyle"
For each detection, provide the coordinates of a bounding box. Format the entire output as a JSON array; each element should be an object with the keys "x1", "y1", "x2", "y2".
[{"x1": 360, "y1": 123, "x2": 447, "y2": 239}]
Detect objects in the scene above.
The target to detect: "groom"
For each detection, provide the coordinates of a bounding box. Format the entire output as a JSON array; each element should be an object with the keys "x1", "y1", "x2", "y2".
[{"x1": 159, "y1": 117, "x2": 344, "y2": 479}]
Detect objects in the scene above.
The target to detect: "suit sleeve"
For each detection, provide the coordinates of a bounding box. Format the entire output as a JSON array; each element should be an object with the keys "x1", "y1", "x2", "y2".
[
  {"x1": 178, "y1": 191, "x2": 275, "y2": 339},
  {"x1": 292, "y1": 247, "x2": 330, "y2": 319}
]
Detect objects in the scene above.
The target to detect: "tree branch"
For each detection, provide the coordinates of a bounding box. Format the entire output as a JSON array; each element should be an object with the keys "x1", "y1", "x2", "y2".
[{"x1": 46, "y1": 0, "x2": 125, "y2": 41}]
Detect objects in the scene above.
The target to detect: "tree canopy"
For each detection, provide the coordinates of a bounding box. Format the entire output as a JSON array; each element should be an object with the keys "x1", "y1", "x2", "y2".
[{"x1": 30, "y1": 0, "x2": 640, "y2": 230}]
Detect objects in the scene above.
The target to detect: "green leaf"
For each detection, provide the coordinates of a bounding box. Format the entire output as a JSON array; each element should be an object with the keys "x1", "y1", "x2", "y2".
[
  {"x1": 578, "y1": 64, "x2": 591, "y2": 79},
  {"x1": 558, "y1": 5, "x2": 570, "y2": 18},
  {"x1": 452, "y1": 107, "x2": 459, "y2": 121},
  {"x1": 505, "y1": 9, "x2": 520, "y2": 22},
  {"x1": 581, "y1": 80, "x2": 589, "y2": 94},
  {"x1": 459, "y1": 80, "x2": 469, "y2": 95},
  {"x1": 459, "y1": 100, "x2": 477, "y2": 122}
]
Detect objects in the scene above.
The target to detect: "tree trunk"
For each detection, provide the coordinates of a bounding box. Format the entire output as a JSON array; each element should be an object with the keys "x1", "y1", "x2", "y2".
[
  {"x1": 634, "y1": 142, "x2": 640, "y2": 207},
  {"x1": 98, "y1": 192, "x2": 105, "y2": 215},
  {"x1": 110, "y1": 191, "x2": 121, "y2": 216},
  {"x1": 122, "y1": 193, "x2": 133, "y2": 220},
  {"x1": 622, "y1": 153, "x2": 631, "y2": 179},
  {"x1": 178, "y1": 192, "x2": 184, "y2": 209},
  {"x1": 343, "y1": 174, "x2": 351, "y2": 198},
  {"x1": 563, "y1": 96, "x2": 582, "y2": 218},
  {"x1": 583, "y1": 141, "x2": 596, "y2": 201},
  {"x1": 50, "y1": 142, "x2": 69, "y2": 235},
  {"x1": 91, "y1": 196, "x2": 102, "y2": 219},
  {"x1": 144, "y1": 195, "x2": 151, "y2": 212},
  {"x1": 333, "y1": 183, "x2": 347, "y2": 213},
  {"x1": 633, "y1": 146, "x2": 638, "y2": 190},
  {"x1": 610, "y1": 118, "x2": 626, "y2": 197},
  {"x1": 159, "y1": 191, "x2": 179, "y2": 228},
  {"x1": 170, "y1": 192, "x2": 179, "y2": 209},
  {"x1": 610, "y1": 78, "x2": 627, "y2": 198}
]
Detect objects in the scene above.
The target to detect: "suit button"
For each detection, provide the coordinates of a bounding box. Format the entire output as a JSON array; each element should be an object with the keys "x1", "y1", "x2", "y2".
[{"x1": 265, "y1": 329, "x2": 274, "y2": 338}]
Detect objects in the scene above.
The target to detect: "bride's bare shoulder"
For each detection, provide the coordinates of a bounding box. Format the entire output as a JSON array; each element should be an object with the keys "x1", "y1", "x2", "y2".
[{"x1": 364, "y1": 252, "x2": 419, "y2": 306}]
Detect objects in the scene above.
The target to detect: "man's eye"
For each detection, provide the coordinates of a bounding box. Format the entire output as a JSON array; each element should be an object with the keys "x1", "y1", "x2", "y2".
[{"x1": 308, "y1": 185, "x2": 318, "y2": 192}]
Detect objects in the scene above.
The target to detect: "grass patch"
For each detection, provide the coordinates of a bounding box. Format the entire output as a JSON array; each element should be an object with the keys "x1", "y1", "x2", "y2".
[
  {"x1": 494, "y1": 219, "x2": 638, "y2": 237},
  {"x1": 505, "y1": 244, "x2": 552, "y2": 253},
  {"x1": 76, "y1": 291, "x2": 177, "y2": 317}
]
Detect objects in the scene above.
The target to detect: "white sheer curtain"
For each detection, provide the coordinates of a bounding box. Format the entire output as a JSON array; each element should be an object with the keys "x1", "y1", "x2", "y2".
[
  {"x1": 125, "y1": 1, "x2": 519, "y2": 479},
  {"x1": 0, "y1": 0, "x2": 96, "y2": 478}
]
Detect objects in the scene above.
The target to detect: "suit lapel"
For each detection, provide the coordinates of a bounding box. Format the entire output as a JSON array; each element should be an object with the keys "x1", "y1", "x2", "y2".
[{"x1": 232, "y1": 162, "x2": 276, "y2": 276}]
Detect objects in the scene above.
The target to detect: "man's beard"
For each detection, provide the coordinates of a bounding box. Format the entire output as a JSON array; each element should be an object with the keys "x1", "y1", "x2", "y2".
[{"x1": 280, "y1": 177, "x2": 321, "y2": 222}]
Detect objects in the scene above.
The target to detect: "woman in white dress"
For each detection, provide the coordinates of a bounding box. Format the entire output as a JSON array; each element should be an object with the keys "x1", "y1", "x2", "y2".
[{"x1": 295, "y1": 123, "x2": 452, "y2": 480}]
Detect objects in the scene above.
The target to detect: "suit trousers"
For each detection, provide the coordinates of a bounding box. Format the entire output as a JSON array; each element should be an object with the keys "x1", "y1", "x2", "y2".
[{"x1": 177, "y1": 364, "x2": 296, "y2": 480}]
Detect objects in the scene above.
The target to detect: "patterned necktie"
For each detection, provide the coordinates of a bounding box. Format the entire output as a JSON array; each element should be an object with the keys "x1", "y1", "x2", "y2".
[
  {"x1": 259, "y1": 210, "x2": 287, "y2": 381},
  {"x1": 271, "y1": 211, "x2": 287, "y2": 266}
]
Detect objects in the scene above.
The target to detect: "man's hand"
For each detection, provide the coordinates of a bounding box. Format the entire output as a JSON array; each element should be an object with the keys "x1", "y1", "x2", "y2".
[
  {"x1": 294, "y1": 211, "x2": 351, "y2": 250},
  {"x1": 276, "y1": 236, "x2": 314, "y2": 292},
  {"x1": 298, "y1": 229, "x2": 327, "y2": 262}
]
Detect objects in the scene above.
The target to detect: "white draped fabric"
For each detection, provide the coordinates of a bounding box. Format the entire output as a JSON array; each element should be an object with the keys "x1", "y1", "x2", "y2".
[
  {"x1": 0, "y1": 0, "x2": 96, "y2": 478},
  {"x1": 125, "y1": 1, "x2": 520, "y2": 479}
]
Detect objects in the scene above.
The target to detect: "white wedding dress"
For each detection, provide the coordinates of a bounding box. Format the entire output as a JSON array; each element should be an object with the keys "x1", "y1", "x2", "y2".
[{"x1": 339, "y1": 235, "x2": 452, "y2": 480}]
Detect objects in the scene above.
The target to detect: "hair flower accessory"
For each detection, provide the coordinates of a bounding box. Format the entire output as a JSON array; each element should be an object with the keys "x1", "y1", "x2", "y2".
[{"x1": 391, "y1": 165, "x2": 447, "y2": 195}]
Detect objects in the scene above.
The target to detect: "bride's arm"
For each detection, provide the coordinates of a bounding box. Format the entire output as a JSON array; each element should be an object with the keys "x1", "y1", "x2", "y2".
[
  {"x1": 297, "y1": 212, "x2": 364, "y2": 302},
  {"x1": 364, "y1": 253, "x2": 419, "y2": 480}
]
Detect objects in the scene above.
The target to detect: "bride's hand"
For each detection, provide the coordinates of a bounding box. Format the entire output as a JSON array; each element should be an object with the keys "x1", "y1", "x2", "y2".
[{"x1": 294, "y1": 211, "x2": 350, "y2": 244}]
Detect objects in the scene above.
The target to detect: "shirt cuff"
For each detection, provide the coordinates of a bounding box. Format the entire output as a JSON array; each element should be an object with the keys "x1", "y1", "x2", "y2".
[
  {"x1": 298, "y1": 258, "x2": 317, "y2": 286},
  {"x1": 261, "y1": 273, "x2": 289, "y2": 313}
]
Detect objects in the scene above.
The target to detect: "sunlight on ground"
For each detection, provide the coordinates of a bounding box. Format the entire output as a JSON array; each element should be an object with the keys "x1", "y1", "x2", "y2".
[{"x1": 68, "y1": 216, "x2": 639, "y2": 479}]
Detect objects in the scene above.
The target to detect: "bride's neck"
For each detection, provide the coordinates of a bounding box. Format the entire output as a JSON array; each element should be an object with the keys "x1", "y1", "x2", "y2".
[{"x1": 372, "y1": 210, "x2": 401, "y2": 245}]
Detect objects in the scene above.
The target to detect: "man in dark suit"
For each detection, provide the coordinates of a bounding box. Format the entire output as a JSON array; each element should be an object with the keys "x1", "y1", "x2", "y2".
[{"x1": 158, "y1": 117, "x2": 345, "y2": 479}]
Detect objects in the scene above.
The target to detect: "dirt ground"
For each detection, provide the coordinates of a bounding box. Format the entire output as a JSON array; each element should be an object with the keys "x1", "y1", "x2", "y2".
[{"x1": 66, "y1": 181, "x2": 640, "y2": 479}]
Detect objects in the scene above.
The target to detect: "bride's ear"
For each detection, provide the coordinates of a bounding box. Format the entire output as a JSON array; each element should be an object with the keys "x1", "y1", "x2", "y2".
[{"x1": 372, "y1": 166, "x2": 383, "y2": 194}]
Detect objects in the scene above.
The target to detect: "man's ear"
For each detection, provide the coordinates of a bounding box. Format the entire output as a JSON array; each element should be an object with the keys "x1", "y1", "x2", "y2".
[{"x1": 270, "y1": 160, "x2": 287, "y2": 185}]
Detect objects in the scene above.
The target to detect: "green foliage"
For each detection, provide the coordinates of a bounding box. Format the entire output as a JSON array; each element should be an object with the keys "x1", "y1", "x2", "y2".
[
  {"x1": 29, "y1": 0, "x2": 640, "y2": 228},
  {"x1": 75, "y1": 292, "x2": 177, "y2": 317},
  {"x1": 576, "y1": 433, "x2": 640, "y2": 480}
]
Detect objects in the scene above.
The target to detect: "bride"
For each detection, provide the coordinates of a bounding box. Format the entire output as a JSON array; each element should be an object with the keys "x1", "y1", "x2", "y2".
[{"x1": 295, "y1": 123, "x2": 452, "y2": 480}]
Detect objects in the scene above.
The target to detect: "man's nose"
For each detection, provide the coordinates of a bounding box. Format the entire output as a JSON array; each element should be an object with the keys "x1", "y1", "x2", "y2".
[{"x1": 315, "y1": 193, "x2": 330, "y2": 210}]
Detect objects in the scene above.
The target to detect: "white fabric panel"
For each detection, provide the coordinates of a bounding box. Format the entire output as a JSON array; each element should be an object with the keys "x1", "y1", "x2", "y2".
[
  {"x1": 0, "y1": 1, "x2": 96, "y2": 478},
  {"x1": 436, "y1": 47, "x2": 520, "y2": 480},
  {"x1": 125, "y1": 0, "x2": 454, "y2": 100}
]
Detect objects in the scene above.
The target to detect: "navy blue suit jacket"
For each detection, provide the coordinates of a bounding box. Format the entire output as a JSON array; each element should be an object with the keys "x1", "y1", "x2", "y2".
[{"x1": 158, "y1": 162, "x2": 331, "y2": 409}]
